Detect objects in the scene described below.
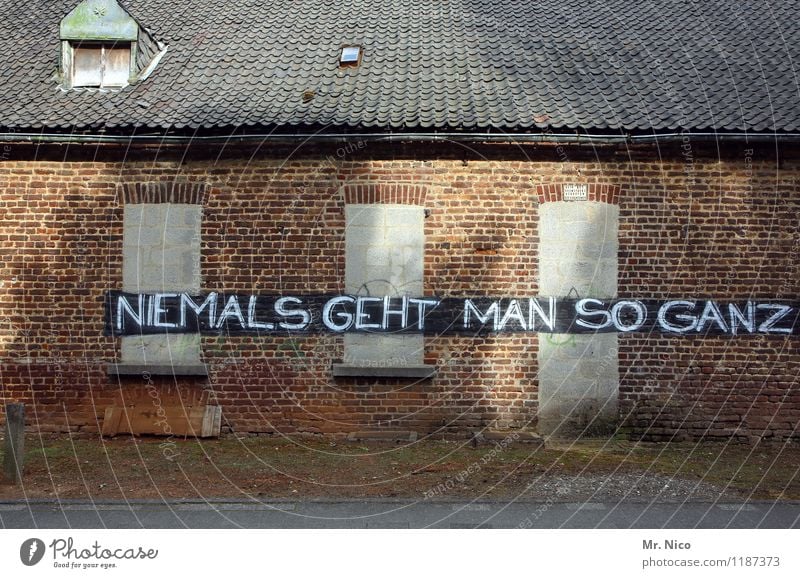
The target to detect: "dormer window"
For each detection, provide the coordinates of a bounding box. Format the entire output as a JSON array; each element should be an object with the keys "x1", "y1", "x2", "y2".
[
  {"x1": 59, "y1": 0, "x2": 166, "y2": 90},
  {"x1": 71, "y1": 42, "x2": 132, "y2": 88}
]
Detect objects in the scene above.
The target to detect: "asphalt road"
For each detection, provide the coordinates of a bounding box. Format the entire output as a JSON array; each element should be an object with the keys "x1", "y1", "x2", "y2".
[{"x1": 1, "y1": 500, "x2": 798, "y2": 529}]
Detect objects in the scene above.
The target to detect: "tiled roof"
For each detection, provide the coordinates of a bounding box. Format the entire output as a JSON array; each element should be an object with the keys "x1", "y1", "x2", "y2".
[{"x1": 0, "y1": 0, "x2": 798, "y2": 134}]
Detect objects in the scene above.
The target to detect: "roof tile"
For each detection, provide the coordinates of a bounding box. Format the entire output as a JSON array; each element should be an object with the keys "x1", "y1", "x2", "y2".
[{"x1": 0, "y1": 0, "x2": 797, "y2": 133}]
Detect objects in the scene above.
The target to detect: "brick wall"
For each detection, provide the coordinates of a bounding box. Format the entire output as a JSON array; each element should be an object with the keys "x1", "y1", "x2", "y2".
[
  {"x1": 615, "y1": 146, "x2": 800, "y2": 442},
  {"x1": 0, "y1": 141, "x2": 797, "y2": 441}
]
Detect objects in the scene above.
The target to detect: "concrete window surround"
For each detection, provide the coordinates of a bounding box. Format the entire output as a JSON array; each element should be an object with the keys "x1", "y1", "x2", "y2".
[
  {"x1": 333, "y1": 203, "x2": 436, "y2": 378},
  {"x1": 108, "y1": 203, "x2": 207, "y2": 376}
]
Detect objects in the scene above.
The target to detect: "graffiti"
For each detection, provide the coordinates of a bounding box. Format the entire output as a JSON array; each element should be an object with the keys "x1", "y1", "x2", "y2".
[
  {"x1": 544, "y1": 333, "x2": 576, "y2": 347},
  {"x1": 105, "y1": 292, "x2": 799, "y2": 337}
]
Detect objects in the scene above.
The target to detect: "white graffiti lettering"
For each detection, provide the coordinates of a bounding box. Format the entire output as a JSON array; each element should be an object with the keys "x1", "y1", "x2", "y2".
[{"x1": 107, "y1": 293, "x2": 797, "y2": 337}]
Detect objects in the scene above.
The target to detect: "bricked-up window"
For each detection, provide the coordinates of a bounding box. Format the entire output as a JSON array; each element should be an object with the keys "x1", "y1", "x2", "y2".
[
  {"x1": 109, "y1": 201, "x2": 206, "y2": 376},
  {"x1": 71, "y1": 43, "x2": 131, "y2": 87},
  {"x1": 333, "y1": 196, "x2": 435, "y2": 378}
]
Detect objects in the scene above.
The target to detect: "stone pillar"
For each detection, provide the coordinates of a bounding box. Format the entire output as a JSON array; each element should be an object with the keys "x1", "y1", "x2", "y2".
[{"x1": 537, "y1": 184, "x2": 620, "y2": 437}]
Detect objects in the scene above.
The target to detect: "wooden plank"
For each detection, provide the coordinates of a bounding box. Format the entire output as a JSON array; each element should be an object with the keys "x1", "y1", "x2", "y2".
[
  {"x1": 102, "y1": 384, "x2": 220, "y2": 438},
  {"x1": 104, "y1": 403, "x2": 221, "y2": 438},
  {"x1": 101, "y1": 406, "x2": 123, "y2": 437},
  {"x1": 201, "y1": 405, "x2": 222, "y2": 437}
]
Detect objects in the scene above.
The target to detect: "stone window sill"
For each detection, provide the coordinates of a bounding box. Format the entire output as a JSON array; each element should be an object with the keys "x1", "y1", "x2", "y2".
[
  {"x1": 106, "y1": 363, "x2": 208, "y2": 377},
  {"x1": 331, "y1": 364, "x2": 436, "y2": 379}
]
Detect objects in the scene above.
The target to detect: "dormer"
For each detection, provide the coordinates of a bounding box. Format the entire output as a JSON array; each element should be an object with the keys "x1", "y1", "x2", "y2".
[{"x1": 59, "y1": 0, "x2": 166, "y2": 90}]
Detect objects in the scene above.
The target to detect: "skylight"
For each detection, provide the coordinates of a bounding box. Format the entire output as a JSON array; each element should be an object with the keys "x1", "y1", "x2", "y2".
[{"x1": 339, "y1": 46, "x2": 362, "y2": 66}]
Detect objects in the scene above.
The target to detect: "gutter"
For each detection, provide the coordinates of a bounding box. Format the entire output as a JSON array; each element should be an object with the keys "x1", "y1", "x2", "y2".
[{"x1": 1, "y1": 131, "x2": 799, "y2": 145}]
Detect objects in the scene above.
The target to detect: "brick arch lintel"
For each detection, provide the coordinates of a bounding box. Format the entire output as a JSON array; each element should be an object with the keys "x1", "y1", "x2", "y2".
[
  {"x1": 118, "y1": 182, "x2": 211, "y2": 205},
  {"x1": 536, "y1": 183, "x2": 620, "y2": 205},
  {"x1": 342, "y1": 183, "x2": 429, "y2": 206}
]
